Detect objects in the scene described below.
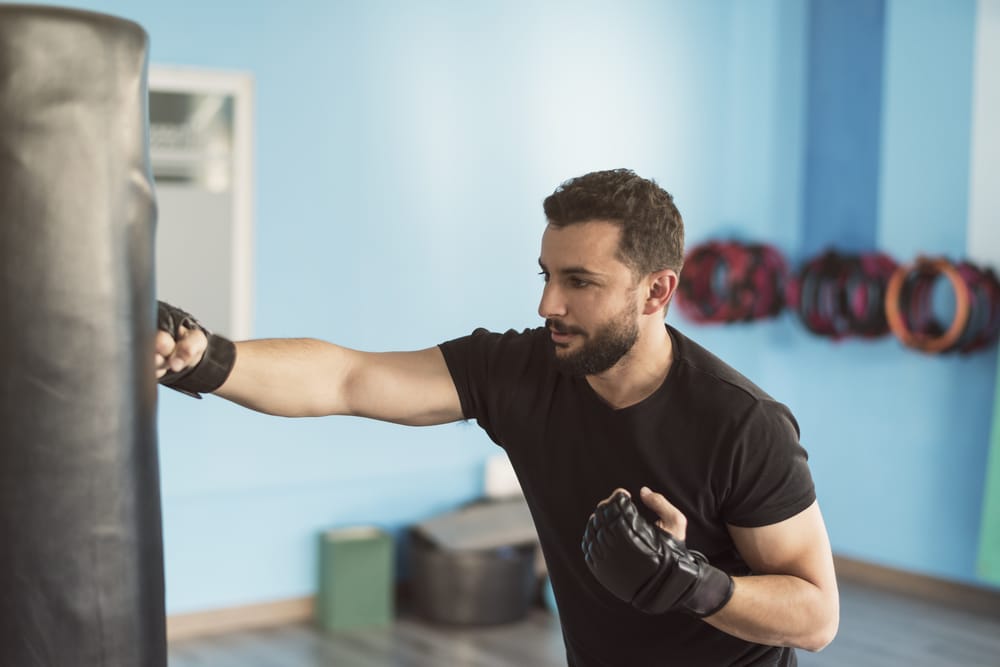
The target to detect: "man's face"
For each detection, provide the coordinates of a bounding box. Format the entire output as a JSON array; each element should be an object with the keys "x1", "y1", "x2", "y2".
[{"x1": 537, "y1": 220, "x2": 642, "y2": 376}]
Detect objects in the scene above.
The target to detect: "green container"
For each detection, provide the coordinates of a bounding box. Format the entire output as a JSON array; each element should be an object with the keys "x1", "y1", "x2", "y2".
[{"x1": 317, "y1": 526, "x2": 394, "y2": 631}]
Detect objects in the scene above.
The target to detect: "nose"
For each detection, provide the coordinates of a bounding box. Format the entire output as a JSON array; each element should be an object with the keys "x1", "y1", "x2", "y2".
[{"x1": 538, "y1": 280, "x2": 567, "y2": 320}]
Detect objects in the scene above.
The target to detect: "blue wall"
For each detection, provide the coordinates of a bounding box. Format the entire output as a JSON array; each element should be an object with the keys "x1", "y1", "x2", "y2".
[
  {"x1": 14, "y1": 0, "x2": 997, "y2": 612},
  {"x1": 801, "y1": 0, "x2": 885, "y2": 255}
]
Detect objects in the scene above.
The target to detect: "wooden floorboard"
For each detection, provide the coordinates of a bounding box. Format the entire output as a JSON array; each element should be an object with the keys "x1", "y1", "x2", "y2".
[{"x1": 169, "y1": 579, "x2": 1000, "y2": 666}]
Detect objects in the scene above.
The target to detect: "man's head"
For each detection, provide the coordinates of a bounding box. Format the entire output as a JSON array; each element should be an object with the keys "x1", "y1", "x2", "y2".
[
  {"x1": 543, "y1": 168, "x2": 685, "y2": 278},
  {"x1": 538, "y1": 169, "x2": 685, "y2": 377}
]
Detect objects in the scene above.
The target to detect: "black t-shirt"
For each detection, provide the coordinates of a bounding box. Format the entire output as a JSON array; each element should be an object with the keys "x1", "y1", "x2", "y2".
[{"x1": 439, "y1": 325, "x2": 816, "y2": 667}]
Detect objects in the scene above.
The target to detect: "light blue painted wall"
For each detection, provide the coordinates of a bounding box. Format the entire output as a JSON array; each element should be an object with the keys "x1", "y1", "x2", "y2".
[
  {"x1": 695, "y1": 0, "x2": 996, "y2": 587},
  {"x1": 879, "y1": 0, "x2": 976, "y2": 258},
  {"x1": 866, "y1": 0, "x2": 994, "y2": 581},
  {"x1": 801, "y1": 0, "x2": 886, "y2": 255},
  {"x1": 10, "y1": 0, "x2": 997, "y2": 612}
]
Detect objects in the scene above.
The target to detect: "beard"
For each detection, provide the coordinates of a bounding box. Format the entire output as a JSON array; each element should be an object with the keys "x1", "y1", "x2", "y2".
[{"x1": 547, "y1": 304, "x2": 639, "y2": 376}]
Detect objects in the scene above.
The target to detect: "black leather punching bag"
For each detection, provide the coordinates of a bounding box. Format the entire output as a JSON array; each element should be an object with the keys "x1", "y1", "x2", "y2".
[{"x1": 0, "y1": 6, "x2": 166, "y2": 666}]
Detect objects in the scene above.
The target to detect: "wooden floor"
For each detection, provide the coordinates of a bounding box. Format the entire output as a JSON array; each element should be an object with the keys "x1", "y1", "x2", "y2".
[{"x1": 169, "y1": 579, "x2": 1000, "y2": 667}]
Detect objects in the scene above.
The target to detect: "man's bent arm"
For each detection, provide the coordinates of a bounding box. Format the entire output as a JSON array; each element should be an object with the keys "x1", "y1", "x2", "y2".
[
  {"x1": 704, "y1": 501, "x2": 840, "y2": 652},
  {"x1": 216, "y1": 338, "x2": 465, "y2": 426}
]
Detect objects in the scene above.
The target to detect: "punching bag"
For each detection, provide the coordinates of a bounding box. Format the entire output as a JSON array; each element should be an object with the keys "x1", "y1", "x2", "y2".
[{"x1": 0, "y1": 6, "x2": 166, "y2": 667}]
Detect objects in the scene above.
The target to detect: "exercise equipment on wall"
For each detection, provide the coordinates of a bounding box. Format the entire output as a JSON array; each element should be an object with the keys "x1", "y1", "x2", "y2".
[
  {"x1": 785, "y1": 250, "x2": 898, "y2": 340},
  {"x1": 884, "y1": 257, "x2": 1000, "y2": 355},
  {"x1": 677, "y1": 241, "x2": 1000, "y2": 355},
  {"x1": 676, "y1": 241, "x2": 788, "y2": 324}
]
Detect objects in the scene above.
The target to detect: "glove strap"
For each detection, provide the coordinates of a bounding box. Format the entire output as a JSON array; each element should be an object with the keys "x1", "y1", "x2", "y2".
[
  {"x1": 632, "y1": 535, "x2": 699, "y2": 613},
  {"x1": 633, "y1": 538, "x2": 735, "y2": 617},
  {"x1": 157, "y1": 301, "x2": 237, "y2": 398},
  {"x1": 160, "y1": 333, "x2": 236, "y2": 398},
  {"x1": 680, "y1": 551, "x2": 734, "y2": 617}
]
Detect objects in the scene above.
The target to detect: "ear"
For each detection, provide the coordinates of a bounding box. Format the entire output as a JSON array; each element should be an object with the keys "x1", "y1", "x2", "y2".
[{"x1": 642, "y1": 269, "x2": 679, "y2": 316}]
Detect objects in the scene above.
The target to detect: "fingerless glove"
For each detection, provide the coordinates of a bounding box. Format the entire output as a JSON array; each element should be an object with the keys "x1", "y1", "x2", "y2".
[
  {"x1": 582, "y1": 491, "x2": 734, "y2": 617},
  {"x1": 157, "y1": 301, "x2": 236, "y2": 398}
]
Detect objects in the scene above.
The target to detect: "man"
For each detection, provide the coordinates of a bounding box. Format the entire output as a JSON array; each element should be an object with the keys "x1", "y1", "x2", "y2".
[{"x1": 157, "y1": 169, "x2": 839, "y2": 665}]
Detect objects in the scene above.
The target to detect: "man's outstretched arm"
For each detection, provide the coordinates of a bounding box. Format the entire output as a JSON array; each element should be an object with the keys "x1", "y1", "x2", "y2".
[
  {"x1": 219, "y1": 339, "x2": 465, "y2": 425},
  {"x1": 155, "y1": 302, "x2": 465, "y2": 426}
]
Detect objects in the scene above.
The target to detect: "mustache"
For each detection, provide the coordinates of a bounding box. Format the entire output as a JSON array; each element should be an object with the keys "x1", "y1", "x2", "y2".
[{"x1": 546, "y1": 319, "x2": 585, "y2": 336}]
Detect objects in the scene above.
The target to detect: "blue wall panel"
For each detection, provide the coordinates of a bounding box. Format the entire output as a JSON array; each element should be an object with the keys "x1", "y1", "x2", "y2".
[
  {"x1": 801, "y1": 0, "x2": 886, "y2": 255},
  {"x1": 878, "y1": 0, "x2": 977, "y2": 257}
]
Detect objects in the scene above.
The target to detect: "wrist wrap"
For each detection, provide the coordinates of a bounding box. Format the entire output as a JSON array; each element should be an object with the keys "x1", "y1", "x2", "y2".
[
  {"x1": 582, "y1": 491, "x2": 734, "y2": 617},
  {"x1": 157, "y1": 301, "x2": 236, "y2": 398}
]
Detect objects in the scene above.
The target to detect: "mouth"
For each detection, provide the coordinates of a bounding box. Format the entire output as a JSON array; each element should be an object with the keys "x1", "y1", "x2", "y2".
[
  {"x1": 546, "y1": 319, "x2": 583, "y2": 345},
  {"x1": 550, "y1": 329, "x2": 576, "y2": 345}
]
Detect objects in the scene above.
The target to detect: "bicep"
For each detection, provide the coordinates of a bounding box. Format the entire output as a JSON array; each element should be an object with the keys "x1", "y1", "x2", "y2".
[
  {"x1": 728, "y1": 501, "x2": 838, "y2": 593},
  {"x1": 342, "y1": 346, "x2": 465, "y2": 426}
]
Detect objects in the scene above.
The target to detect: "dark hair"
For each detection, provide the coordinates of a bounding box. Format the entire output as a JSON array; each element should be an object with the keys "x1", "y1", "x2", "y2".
[{"x1": 542, "y1": 168, "x2": 685, "y2": 276}]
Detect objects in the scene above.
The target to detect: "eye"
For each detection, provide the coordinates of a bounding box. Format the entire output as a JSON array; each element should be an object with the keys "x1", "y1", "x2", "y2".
[
  {"x1": 538, "y1": 270, "x2": 550, "y2": 283},
  {"x1": 570, "y1": 277, "x2": 591, "y2": 288}
]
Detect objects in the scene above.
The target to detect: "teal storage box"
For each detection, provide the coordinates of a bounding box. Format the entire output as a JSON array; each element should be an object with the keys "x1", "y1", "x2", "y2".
[{"x1": 317, "y1": 526, "x2": 394, "y2": 631}]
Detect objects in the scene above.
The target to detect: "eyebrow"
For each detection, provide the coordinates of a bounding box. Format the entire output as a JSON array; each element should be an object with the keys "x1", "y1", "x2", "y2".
[{"x1": 537, "y1": 259, "x2": 603, "y2": 277}]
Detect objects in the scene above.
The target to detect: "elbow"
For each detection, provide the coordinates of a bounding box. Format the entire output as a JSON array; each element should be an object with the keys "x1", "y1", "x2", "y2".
[
  {"x1": 799, "y1": 576, "x2": 840, "y2": 652},
  {"x1": 800, "y1": 610, "x2": 839, "y2": 652}
]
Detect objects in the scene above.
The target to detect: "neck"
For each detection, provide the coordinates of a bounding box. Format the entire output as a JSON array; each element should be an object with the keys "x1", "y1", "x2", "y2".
[{"x1": 586, "y1": 322, "x2": 673, "y2": 409}]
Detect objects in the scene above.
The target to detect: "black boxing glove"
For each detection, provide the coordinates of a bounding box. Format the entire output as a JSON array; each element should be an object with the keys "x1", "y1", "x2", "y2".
[
  {"x1": 581, "y1": 490, "x2": 734, "y2": 617},
  {"x1": 157, "y1": 300, "x2": 236, "y2": 399}
]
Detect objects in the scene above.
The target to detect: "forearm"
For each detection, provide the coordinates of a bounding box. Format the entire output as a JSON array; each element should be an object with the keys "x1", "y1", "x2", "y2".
[
  {"x1": 213, "y1": 339, "x2": 464, "y2": 425},
  {"x1": 215, "y1": 338, "x2": 354, "y2": 417},
  {"x1": 156, "y1": 301, "x2": 461, "y2": 422},
  {"x1": 703, "y1": 574, "x2": 839, "y2": 652}
]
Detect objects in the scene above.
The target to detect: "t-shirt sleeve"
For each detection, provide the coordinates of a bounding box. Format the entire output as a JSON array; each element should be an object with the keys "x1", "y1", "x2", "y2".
[
  {"x1": 722, "y1": 400, "x2": 817, "y2": 527},
  {"x1": 437, "y1": 327, "x2": 534, "y2": 446},
  {"x1": 437, "y1": 328, "x2": 491, "y2": 420}
]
